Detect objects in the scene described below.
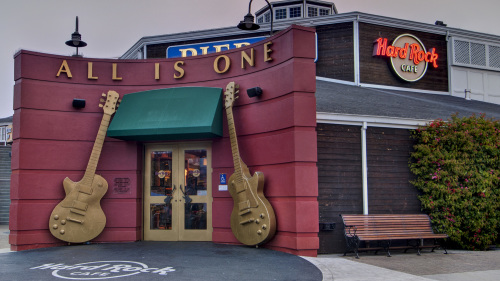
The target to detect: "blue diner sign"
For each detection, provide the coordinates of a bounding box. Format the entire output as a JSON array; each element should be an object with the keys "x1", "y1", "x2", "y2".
[{"x1": 167, "y1": 37, "x2": 267, "y2": 58}]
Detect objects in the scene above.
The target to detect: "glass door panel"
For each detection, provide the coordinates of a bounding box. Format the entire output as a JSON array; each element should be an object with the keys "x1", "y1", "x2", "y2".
[
  {"x1": 144, "y1": 143, "x2": 212, "y2": 241},
  {"x1": 179, "y1": 146, "x2": 212, "y2": 241},
  {"x1": 184, "y1": 149, "x2": 207, "y2": 196},
  {"x1": 144, "y1": 146, "x2": 179, "y2": 241},
  {"x1": 185, "y1": 203, "x2": 207, "y2": 230},
  {"x1": 150, "y1": 151, "x2": 172, "y2": 197},
  {"x1": 150, "y1": 203, "x2": 172, "y2": 230}
]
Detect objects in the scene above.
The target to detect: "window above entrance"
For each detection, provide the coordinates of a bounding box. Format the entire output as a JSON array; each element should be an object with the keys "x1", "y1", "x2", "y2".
[{"x1": 107, "y1": 87, "x2": 223, "y2": 141}]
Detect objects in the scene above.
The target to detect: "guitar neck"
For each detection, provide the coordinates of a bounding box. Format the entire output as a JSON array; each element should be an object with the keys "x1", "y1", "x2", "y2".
[
  {"x1": 81, "y1": 114, "x2": 111, "y2": 186},
  {"x1": 226, "y1": 106, "x2": 244, "y2": 181}
]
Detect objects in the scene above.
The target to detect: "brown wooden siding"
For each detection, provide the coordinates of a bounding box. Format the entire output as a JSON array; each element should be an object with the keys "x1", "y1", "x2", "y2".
[
  {"x1": 358, "y1": 23, "x2": 448, "y2": 91},
  {"x1": 317, "y1": 123, "x2": 362, "y2": 254},
  {"x1": 317, "y1": 124, "x2": 422, "y2": 254},
  {"x1": 366, "y1": 127, "x2": 421, "y2": 214},
  {"x1": 316, "y1": 23, "x2": 355, "y2": 82}
]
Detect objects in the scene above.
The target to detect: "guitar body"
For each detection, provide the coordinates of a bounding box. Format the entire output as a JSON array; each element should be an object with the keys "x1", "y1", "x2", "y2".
[
  {"x1": 228, "y1": 161, "x2": 276, "y2": 246},
  {"x1": 48, "y1": 90, "x2": 120, "y2": 243},
  {"x1": 224, "y1": 81, "x2": 276, "y2": 246},
  {"x1": 49, "y1": 174, "x2": 108, "y2": 243}
]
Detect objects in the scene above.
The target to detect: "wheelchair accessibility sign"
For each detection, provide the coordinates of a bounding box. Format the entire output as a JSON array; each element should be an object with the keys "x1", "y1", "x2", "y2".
[
  {"x1": 220, "y1": 174, "x2": 227, "y2": 185},
  {"x1": 219, "y1": 173, "x2": 228, "y2": 191}
]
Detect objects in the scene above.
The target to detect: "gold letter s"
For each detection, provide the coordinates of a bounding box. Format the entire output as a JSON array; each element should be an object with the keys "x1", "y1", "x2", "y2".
[{"x1": 174, "y1": 61, "x2": 185, "y2": 79}]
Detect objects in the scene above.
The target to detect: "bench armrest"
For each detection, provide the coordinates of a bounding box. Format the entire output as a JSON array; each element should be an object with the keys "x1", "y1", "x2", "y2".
[{"x1": 344, "y1": 224, "x2": 357, "y2": 236}]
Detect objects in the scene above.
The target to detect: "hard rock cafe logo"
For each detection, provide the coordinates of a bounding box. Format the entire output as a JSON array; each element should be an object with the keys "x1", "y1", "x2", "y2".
[
  {"x1": 373, "y1": 34, "x2": 439, "y2": 82},
  {"x1": 192, "y1": 169, "x2": 201, "y2": 177},
  {"x1": 30, "y1": 261, "x2": 175, "y2": 279},
  {"x1": 156, "y1": 170, "x2": 171, "y2": 179}
]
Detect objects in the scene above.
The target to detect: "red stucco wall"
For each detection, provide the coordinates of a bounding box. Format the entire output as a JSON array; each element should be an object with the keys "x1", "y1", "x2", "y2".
[{"x1": 10, "y1": 25, "x2": 318, "y2": 256}]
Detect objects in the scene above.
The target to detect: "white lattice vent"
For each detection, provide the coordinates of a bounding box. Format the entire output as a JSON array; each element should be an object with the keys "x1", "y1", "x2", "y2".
[
  {"x1": 489, "y1": 45, "x2": 500, "y2": 69},
  {"x1": 454, "y1": 40, "x2": 470, "y2": 64},
  {"x1": 454, "y1": 39, "x2": 500, "y2": 71},
  {"x1": 471, "y1": 43, "x2": 486, "y2": 66}
]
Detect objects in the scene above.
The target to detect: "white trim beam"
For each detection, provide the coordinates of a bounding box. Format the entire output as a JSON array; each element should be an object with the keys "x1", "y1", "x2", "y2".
[{"x1": 317, "y1": 112, "x2": 432, "y2": 129}]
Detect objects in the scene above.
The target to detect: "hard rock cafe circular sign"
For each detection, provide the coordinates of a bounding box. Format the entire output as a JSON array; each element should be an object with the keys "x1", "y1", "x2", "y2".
[
  {"x1": 390, "y1": 34, "x2": 428, "y2": 82},
  {"x1": 192, "y1": 169, "x2": 201, "y2": 177},
  {"x1": 373, "y1": 34, "x2": 439, "y2": 82}
]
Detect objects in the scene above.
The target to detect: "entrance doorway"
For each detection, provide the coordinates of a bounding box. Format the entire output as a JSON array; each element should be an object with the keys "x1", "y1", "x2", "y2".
[{"x1": 143, "y1": 143, "x2": 212, "y2": 241}]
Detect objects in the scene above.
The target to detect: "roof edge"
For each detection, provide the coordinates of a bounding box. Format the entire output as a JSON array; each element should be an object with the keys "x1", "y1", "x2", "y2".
[{"x1": 121, "y1": 11, "x2": 500, "y2": 59}]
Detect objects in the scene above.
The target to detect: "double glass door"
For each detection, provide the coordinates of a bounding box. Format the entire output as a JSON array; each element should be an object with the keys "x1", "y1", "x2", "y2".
[{"x1": 144, "y1": 143, "x2": 212, "y2": 241}]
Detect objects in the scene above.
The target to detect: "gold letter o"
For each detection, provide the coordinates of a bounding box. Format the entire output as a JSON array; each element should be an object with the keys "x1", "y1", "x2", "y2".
[{"x1": 214, "y1": 55, "x2": 230, "y2": 74}]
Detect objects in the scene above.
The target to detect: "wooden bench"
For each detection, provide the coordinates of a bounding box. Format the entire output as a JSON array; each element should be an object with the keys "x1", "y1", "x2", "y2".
[{"x1": 340, "y1": 214, "x2": 448, "y2": 258}]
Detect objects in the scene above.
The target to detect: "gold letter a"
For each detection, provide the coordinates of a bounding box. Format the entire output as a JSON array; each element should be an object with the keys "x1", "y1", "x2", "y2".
[{"x1": 56, "y1": 60, "x2": 72, "y2": 78}]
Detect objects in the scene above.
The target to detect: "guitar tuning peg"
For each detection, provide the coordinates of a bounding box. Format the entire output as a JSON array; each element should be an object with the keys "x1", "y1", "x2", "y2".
[
  {"x1": 235, "y1": 96, "x2": 239, "y2": 100},
  {"x1": 235, "y1": 84, "x2": 239, "y2": 89},
  {"x1": 118, "y1": 99, "x2": 122, "y2": 103},
  {"x1": 235, "y1": 90, "x2": 240, "y2": 95},
  {"x1": 102, "y1": 93, "x2": 108, "y2": 97},
  {"x1": 100, "y1": 98, "x2": 105, "y2": 103},
  {"x1": 98, "y1": 104, "x2": 104, "y2": 108}
]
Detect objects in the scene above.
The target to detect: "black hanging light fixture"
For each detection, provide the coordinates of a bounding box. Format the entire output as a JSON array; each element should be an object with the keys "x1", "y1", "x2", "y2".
[
  {"x1": 65, "y1": 16, "x2": 87, "y2": 57},
  {"x1": 237, "y1": 0, "x2": 274, "y2": 36}
]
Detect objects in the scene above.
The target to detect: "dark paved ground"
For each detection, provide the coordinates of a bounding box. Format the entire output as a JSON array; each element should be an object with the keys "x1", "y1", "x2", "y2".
[{"x1": 0, "y1": 241, "x2": 322, "y2": 281}]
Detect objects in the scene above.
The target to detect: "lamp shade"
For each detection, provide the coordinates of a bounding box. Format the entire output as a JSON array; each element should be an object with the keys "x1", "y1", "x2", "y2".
[{"x1": 237, "y1": 13, "x2": 260, "y2": 31}]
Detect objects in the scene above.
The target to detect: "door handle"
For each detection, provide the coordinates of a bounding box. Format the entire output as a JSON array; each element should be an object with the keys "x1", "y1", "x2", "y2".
[
  {"x1": 164, "y1": 185, "x2": 176, "y2": 205},
  {"x1": 180, "y1": 185, "x2": 192, "y2": 204},
  {"x1": 164, "y1": 194, "x2": 172, "y2": 205}
]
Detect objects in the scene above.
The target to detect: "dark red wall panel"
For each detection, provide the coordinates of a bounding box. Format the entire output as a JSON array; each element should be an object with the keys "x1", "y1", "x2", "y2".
[
  {"x1": 12, "y1": 139, "x2": 139, "y2": 171},
  {"x1": 10, "y1": 170, "x2": 141, "y2": 200}
]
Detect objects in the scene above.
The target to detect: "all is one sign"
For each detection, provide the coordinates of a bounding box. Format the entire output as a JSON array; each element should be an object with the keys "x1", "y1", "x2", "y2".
[{"x1": 373, "y1": 34, "x2": 439, "y2": 82}]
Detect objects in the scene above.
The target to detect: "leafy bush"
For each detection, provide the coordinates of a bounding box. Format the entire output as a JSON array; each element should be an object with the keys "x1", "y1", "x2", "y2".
[{"x1": 409, "y1": 114, "x2": 500, "y2": 250}]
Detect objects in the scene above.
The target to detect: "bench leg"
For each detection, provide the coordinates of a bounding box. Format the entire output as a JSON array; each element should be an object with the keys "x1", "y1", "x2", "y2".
[
  {"x1": 344, "y1": 235, "x2": 361, "y2": 259},
  {"x1": 404, "y1": 239, "x2": 422, "y2": 255},
  {"x1": 432, "y1": 238, "x2": 448, "y2": 254},
  {"x1": 380, "y1": 240, "x2": 392, "y2": 257}
]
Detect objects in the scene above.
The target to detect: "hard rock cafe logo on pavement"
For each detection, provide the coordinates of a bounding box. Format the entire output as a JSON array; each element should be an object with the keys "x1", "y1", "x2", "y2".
[
  {"x1": 30, "y1": 261, "x2": 175, "y2": 279},
  {"x1": 373, "y1": 34, "x2": 439, "y2": 82}
]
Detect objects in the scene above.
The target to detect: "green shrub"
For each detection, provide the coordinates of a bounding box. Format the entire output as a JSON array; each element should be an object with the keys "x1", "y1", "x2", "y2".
[{"x1": 410, "y1": 113, "x2": 500, "y2": 250}]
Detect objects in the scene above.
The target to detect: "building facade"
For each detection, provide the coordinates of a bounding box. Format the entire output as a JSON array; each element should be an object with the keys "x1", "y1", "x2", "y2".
[
  {"x1": 9, "y1": 1, "x2": 500, "y2": 255},
  {"x1": 120, "y1": 1, "x2": 500, "y2": 254},
  {"x1": 11, "y1": 26, "x2": 321, "y2": 255}
]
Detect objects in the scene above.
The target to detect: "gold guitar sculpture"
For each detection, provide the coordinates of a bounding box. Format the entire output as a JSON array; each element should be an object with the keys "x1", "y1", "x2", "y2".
[
  {"x1": 49, "y1": 90, "x2": 120, "y2": 243},
  {"x1": 224, "y1": 82, "x2": 276, "y2": 246}
]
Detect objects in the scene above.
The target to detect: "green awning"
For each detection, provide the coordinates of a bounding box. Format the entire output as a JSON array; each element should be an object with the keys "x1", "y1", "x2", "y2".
[{"x1": 107, "y1": 87, "x2": 223, "y2": 141}]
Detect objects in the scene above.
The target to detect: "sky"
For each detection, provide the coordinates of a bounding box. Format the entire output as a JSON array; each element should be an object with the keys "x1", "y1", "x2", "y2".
[{"x1": 1, "y1": 0, "x2": 499, "y2": 119}]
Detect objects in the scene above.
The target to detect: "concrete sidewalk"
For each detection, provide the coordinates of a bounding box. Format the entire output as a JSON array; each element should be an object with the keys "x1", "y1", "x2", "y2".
[
  {"x1": 0, "y1": 224, "x2": 9, "y2": 254},
  {"x1": 303, "y1": 249, "x2": 500, "y2": 281},
  {"x1": 1, "y1": 224, "x2": 499, "y2": 280}
]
